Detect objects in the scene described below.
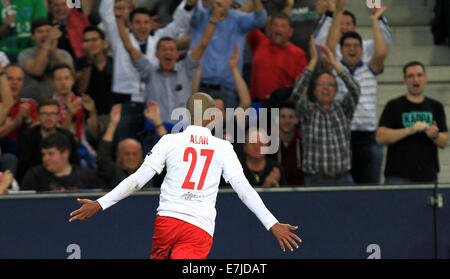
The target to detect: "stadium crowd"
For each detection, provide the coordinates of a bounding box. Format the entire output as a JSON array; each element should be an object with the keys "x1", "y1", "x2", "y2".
[{"x1": 0, "y1": 0, "x2": 448, "y2": 194}]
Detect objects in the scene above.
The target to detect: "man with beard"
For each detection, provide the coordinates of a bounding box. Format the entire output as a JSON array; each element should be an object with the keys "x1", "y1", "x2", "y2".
[
  {"x1": 376, "y1": 61, "x2": 448, "y2": 184},
  {"x1": 16, "y1": 98, "x2": 80, "y2": 183}
]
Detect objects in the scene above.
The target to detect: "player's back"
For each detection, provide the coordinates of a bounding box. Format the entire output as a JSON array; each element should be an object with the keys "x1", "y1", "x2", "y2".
[{"x1": 143, "y1": 125, "x2": 243, "y2": 236}]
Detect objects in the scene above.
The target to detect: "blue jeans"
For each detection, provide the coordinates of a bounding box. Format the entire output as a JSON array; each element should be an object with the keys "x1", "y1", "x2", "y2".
[
  {"x1": 351, "y1": 131, "x2": 383, "y2": 184},
  {"x1": 304, "y1": 174, "x2": 354, "y2": 186}
]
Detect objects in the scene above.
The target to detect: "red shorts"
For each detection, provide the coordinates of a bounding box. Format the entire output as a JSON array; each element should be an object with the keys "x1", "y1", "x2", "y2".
[{"x1": 151, "y1": 216, "x2": 213, "y2": 259}]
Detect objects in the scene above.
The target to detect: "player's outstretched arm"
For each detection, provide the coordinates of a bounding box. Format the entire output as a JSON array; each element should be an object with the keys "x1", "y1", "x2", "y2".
[
  {"x1": 228, "y1": 173, "x2": 302, "y2": 252},
  {"x1": 270, "y1": 223, "x2": 302, "y2": 252},
  {"x1": 69, "y1": 164, "x2": 157, "y2": 222},
  {"x1": 69, "y1": 199, "x2": 102, "y2": 222}
]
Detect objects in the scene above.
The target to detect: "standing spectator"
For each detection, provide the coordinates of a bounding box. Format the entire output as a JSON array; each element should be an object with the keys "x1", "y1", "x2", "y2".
[
  {"x1": 16, "y1": 98, "x2": 80, "y2": 183},
  {"x1": 376, "y1": 61, "x2": 448, "y2": 184},
  {"x1": 0, "y1": 61, "x2": 15, "y2": 175},
  {"x1": 99, "y1": 0, "x2": 196, "y2": 149},
  {"x1": 0, "y1": 64, "x2": 39, "y2": 156},
  {"x1": 326, "y1": 3, "x2": 388, "y2": 184},
  {"x1": 47, "y1": 0, "x2": 91, "y2": 59},
  {"x1": 247, "y1": 12, "x2": 307, "y2": 102},
  {"x1": 0, "y1": 0, "x2": 48, "y2": 63},
  {"x1": 21, "y1": 132, "x2": 105, "y2": 192},
  {"x1": 242, "y1": 128, "x2": 287, "y2": 187},
  {"x1": 290, "y1": 37, "x2": 360, "y2": 186},
  {"x1": 431, "y1": 0, "x2": 450, "y2": 47},
  {"x1": 314, "y1": 0, "x2": 392, "y2": 63},
  {"x1": 75, "y1": 25, "x2": 113, "y2": 134},
  {"x1": 268, "y1": 100, "x2": 304, "y2": 186},
  {"x1": 51, "y1": 64, "x2": 99, "y2": 168},
  {"x1": 115, "y1": 1, "x2": 221, "y2": 124},
  {"x1": 191, "y1": 0, "x2": 267, "y2": 108},
  {"x1": 18, "y1": 18, "x2": 74, "y2": 101}
]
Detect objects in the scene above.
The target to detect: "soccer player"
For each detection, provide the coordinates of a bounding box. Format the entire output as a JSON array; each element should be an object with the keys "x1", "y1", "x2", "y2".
[{"x1": 69, "y1": 92, "x2": 302, "y2": 259}]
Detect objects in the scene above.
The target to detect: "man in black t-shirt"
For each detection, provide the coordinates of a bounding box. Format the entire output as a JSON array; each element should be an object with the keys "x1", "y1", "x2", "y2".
[
  {"x1": 21, "y1": 132, "x2": 105, "y2": 192},
  {"x1": 376, "y1": 61, "x2": 448, "y2": 183}
]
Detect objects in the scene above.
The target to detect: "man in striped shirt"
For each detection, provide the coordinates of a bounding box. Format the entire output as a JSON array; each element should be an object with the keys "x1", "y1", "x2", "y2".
[
  {"x1": 326, "y1": 2, "x2": 388, "y2": 184},
  {"x1": 290, "y1": 36, "x2": 360, "y2": 185}
]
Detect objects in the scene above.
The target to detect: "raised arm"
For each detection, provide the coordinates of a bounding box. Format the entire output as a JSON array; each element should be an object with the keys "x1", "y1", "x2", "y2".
[
  {"x1": 326, "y1": 0, "x2": 346, "y2": 56},
  {"x1": 368, "y1": 6, "x2": 388, "y2": 74},
  {"x1": 229, "y1": 45, "x2": 251, "y2": 110},
  {"x1": 116, "y1": 13, "x2": 141, "y2": 61}
]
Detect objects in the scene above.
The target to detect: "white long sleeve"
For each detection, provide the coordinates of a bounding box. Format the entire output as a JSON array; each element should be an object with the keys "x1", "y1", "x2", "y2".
[
  {"x1": 97, "y1": 165, "x2": 157, "y2": 210},
  {"x1": 228, "y1": 173, "x2": 279, "y2": 231}
]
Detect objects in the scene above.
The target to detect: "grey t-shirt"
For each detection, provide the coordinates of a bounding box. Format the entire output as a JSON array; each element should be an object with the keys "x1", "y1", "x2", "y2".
[{"x1": 18, "y1": 47, "x2": 73, "y2": 102}]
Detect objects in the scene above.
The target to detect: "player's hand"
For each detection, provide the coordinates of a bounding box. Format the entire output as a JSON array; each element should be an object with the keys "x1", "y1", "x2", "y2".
[
  {"x1": 270, "y1": 222, "x2": 302, "y2": 252},
  {"x1": 69, "y1": 198, "x2": 102, "y2": 222}
]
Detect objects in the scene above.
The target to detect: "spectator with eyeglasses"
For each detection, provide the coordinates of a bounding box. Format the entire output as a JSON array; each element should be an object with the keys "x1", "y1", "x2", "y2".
[
  {"x1": 289, "y1": 36, "x2": 360, "y2": 186},
  {"x1": 16, "y1": 98, "x2": 80, "y2": 183},
  {"x1": 325, "y1": 0, "x2": 388, "y2": 185}
]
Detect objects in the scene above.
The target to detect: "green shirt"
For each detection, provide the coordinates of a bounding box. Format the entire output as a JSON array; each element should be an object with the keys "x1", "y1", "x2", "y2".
[{"x1": 0, "y1": 0, "x2": 48, "y2": 55}]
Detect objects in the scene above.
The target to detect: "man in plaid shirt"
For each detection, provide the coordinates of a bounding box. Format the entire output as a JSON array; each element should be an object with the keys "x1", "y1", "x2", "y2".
[{"x1": 290, "y1": 36, "x2": 360, "y2": 186}]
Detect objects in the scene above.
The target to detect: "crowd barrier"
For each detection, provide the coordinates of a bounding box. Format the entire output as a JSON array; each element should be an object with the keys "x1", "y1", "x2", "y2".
[{"x1": 0, "y1": 184, "x2": 448, "y2": 259}]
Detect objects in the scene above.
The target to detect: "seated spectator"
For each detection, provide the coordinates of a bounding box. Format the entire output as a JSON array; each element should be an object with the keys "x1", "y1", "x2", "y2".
[
  {"x1": 18, "y1": 18, "x2": 74, "y2": 101},
  {"x1": 51, "y1": 64, "x2": 99, "y2": 168},
  {"x1": 376, "y1": 61, "x2": 449, "y2": 184},
  {"x1": 290, "y1": 37, "x2": 360, "y2": 186},
  {"x1": 268, "y1": 100, "x2": 304, "y2": 186},
  {"x1": 21, "y1": 132, "x2": 105, "y2": 192},
  {"x1": 97, "y1": 104, "x2": 154, "y2": 188},
  {"x1": 0, "y1": 62, "x2": 14, "y2": 130},
  {"x1": 75, "y1": 25, "x2": 113, "y2": 134},
  {"x1": 47, "y1": 0, "x2": 91, "y2": 59},
  {"x1": 115, "y1": 3, "x2": 220, "y2": 124},
  {"x1": 192, "y1": 0, "x2": 267, "y2": 109},
  {"x1": 17, "y1": 98, "x2": 80, "y2": 183},
  {"x1": 242, "y1": 128, "x2": 287, "y2": 187},
  {"x1": 0, "y1": 64, "x2": 39, "y2": 156},
  {"x1": 0, "y1": 0, "x2": 48, "y2": 63},
  {"x1": 247, "y1": 12, "x2": 307, "y2": 102}
]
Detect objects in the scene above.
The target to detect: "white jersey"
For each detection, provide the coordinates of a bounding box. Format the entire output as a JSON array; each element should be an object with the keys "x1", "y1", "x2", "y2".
[{"x1": 143, "y1": 125, "x2": 244, "y2": 236}]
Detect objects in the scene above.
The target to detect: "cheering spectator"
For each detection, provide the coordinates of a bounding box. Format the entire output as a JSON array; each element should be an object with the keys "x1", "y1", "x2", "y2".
[
  {"x1": 191, "y1": 0, "x2": 267, "y2": 108},
  {"x1": 75, "y1": 25, "x2": 113, "y2": 133},
  {"x1": 0, "y1": 64, "x2": 38, "y2": 156},
  {"x1": 0, "y1": 0, "x2": 48, "y2": 62},
  {"x1": 21, "y1": 132, "x2": 105, "y2": 192},
  {"x1": 51, "y1": 64, "x2": 99, "y2": 168},
  {"x1": 18, "y1": 18, "x2": 74, "y2": 101},
  {"x1": 326, "y1": 2, "x2": 388, "y2": 184},
  {"x1": 314, "y1": 0, "x2": 392, "y2": 63},
  {"x1": 47, "y1": 0, "x2": 91, "y2": 59},
  {"x1": 96, "y1": 104, "x2": 154, "y2": 188},
  {"x1": 16, "y1": 98, "x2": 80, "y2": 183},
  {"x1": 376, "y1": 61, "x2": 448, "y2": 184},
  {"x1": 247, "y1": 12, "x2": 306, "y2": 102},
  {"x1": 115, "y1": 0, "x2": 221, "y2": 124},
  {"x1": 290, "y1": 36, "x2": 360, "y2": 186}
]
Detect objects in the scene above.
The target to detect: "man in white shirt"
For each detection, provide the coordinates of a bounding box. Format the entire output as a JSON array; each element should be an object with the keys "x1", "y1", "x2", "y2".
[{"x1": 69, "y1": 92, "x2": 302, "y2": 259}]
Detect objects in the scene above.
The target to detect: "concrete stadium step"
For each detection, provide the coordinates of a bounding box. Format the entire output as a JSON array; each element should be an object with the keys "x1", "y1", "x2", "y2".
[
  {"x1": 345, "y1": 0, "x2": 434, "y2": 26},
  {"x1": 384, "y1": 45, "x2": 450, "y2": 66},
  {"x1": 378, "y1": 66, "x2": 450, "y2": 83},
  {"x1": 357, "y1": 25, "x2": 434, "y2": 46},
  {"x1": 376, "y1": 84, "x2": 450, "y2": 106},
  {"x1": 438, "y1": 165, "x2": 450, "y2": 183}
]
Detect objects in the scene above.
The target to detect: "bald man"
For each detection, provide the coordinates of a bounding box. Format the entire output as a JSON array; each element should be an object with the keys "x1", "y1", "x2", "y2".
[{"x1": 69, "y1": 93, "x2": 302, "y2": 259}]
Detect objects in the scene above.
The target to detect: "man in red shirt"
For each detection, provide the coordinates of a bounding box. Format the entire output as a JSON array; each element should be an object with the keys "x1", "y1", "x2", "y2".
[
  {"x1": 247, "y1": 12, "x2": 307, "y2": 102},
  {"x1": 0, "y1": 64, "x2": 38, "y2": 155}
]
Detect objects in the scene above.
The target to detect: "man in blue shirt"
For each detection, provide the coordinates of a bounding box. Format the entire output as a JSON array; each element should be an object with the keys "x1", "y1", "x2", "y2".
[{"x1": 190, "y1": 0, "x2": 267, "y2": 108}]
